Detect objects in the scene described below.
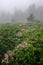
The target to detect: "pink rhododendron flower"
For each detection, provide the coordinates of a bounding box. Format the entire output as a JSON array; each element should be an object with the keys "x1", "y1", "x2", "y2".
[
  {"x1": 16, "y1": 57, "x2": 18, "y2": 60},
  {"x1": 4, "y1": 53, "x2": 9, "y2": 62},
  {"x1": 12, "y1": 57, "x2": 14, "y2": 60}
]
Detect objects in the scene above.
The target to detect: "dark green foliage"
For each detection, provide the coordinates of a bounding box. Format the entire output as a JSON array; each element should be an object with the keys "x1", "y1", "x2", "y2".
[
  {"x1": 0, "y1": 21, "x2": 43, "y2": 65},
  {"x1": 0, "y1": 24, "x2": 21, "y2": 54},
  {"x1": 8, "y1": 44, "x2": 43, "y2": 65}
]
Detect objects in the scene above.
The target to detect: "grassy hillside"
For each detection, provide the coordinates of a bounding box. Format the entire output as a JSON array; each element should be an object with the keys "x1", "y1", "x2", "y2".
[{"x1": 0, "y1": 20, "x2": 43, "y2": 65}]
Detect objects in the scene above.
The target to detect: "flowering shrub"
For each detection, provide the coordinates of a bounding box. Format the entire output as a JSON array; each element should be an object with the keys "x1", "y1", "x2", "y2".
[
  {"x1": 0, "y1": 21, "x2": 43, "y2": 65},
  {"x1": 0, "y1": 44, "x2": 43, "y2": 65}
]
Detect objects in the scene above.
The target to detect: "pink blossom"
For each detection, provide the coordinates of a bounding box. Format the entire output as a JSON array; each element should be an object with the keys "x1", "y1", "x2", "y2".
[
  {"x1": 12, "y1": 57, "x2": 14, "y2": 60},
  {"x1": 4, "y1": 53, "x2": 9, "y2": 62},
  {"x1": 16, "y1": 58, "x2": 18, "y2": 60}
]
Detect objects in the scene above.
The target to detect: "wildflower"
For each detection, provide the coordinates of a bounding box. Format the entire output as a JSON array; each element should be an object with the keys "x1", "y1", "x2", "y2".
[
  {"x1": 16, "y1": 57, "x2": 18, "y2": 60},
  {"x1": 12, "y1": 56, "x2": 14, "y2": 60},
  {"x1": 12, "y1": 55, "x2": 16, "y2": 60},
  {"x1": 16, "y1": 32, "x2": 22, "y2": 37},
  {"x1": 4, "y1": 53, "x2": 9, "y2": 62}
]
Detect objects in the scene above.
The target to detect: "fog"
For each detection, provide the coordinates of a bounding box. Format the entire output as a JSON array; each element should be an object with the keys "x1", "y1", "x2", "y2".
[
  {"x1": 0, "y1": 0, "x2": 43, "y2": 12},
  {"x1": 0, "y1": 0, "x2": 43, "y2": 23}
]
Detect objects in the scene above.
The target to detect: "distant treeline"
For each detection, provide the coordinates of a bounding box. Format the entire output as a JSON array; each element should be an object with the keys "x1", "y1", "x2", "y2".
[{"x1": 0, "y1": 4, "x2": 43, "y2": 23}]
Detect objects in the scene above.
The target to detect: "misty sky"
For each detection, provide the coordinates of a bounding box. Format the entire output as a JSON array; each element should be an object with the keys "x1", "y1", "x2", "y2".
[{"x1": 0, "y1": 0, "x2": 43, "y2": 13}]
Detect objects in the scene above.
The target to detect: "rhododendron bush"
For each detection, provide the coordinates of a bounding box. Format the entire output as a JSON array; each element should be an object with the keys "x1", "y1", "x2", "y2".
[
  {"x1": 0, "y1": 44, "x2": 43, "y2": 65},
  {"x1": 0, "y1": 21, "x2": 43, "y2": 65}
]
